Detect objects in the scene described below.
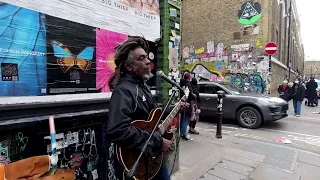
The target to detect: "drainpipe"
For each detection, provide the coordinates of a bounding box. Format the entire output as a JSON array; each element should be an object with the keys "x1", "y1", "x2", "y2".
[{"x1": 286, "y1": 0, "x2": 292, "y2": 79}]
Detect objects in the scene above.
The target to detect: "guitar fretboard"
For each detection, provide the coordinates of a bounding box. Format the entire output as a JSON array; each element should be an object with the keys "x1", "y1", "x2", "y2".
[{"x1": 158, "y1": 96, "x2": 185, "y2": 135}]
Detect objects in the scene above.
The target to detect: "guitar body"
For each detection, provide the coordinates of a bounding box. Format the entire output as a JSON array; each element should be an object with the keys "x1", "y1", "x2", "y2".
[{"x1": 116, "y1": 108, "x2": 174, "y2": 180}]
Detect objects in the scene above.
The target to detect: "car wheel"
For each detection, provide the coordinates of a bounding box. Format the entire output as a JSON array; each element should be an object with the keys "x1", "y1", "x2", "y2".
[{"x1": 237, "y1": 107, "x2": 262, "y2": 129}]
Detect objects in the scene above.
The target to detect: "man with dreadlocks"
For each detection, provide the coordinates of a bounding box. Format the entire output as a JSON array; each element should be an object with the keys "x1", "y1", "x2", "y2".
[{"x1": 106, "y1": 36, "x2": 176, "y2": 179}]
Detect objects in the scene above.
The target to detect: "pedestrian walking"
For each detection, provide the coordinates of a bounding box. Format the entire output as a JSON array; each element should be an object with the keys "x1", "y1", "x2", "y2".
[
  {"x1": 306, "y1": 77, "x2": 318, "y2": 107},
  {"x1": 179, "y1": 72, "x2": 193, "y2": 141},
  {"x1": 189, "y1": 77, "x2": 201, "y2": 135},
  {"x1": 291, "y1": 78, "x2": 305, "y2": 117}
]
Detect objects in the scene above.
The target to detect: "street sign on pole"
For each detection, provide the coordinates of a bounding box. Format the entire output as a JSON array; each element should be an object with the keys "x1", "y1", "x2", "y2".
[
  {"x1": 265, "y1": 42, "x2": 278, "y2": 95},
  {"x1": 265, "y1": 42, "x2": 278, "y2": 55}
]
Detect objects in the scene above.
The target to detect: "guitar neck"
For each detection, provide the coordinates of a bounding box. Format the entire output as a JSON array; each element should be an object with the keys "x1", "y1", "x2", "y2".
[{"x1": 158, "y1": 96, "x2": 185, "y2": 135}]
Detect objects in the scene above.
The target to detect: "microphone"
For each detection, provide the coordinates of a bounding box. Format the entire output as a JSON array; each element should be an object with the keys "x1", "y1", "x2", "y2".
[{"x1": 156, "y1": 70, "x2": 185, "y2": 93}]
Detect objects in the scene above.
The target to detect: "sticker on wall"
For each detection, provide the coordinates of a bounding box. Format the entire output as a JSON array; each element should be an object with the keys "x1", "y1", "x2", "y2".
[
  {"x1": 170, "y1": 8, "x2": 177, "y2": 17},
  {"x1": 169, "y1": 48, "x2": 179, "y2": 70},
  {"x1": 216, "y1": 61, "x2": 224, "y2": 71},
  {"x1": 238, "y1": 1, "x2": 262, "y2": 25},
  {"x1": 182, "y1": 47, "x2": 190, "y2": 58},
  {"x1": 171, "y1": 30, "x2": 177, "y2": 37},
  {"x1": 174, "y1": 36, "x2": 180, "y2": 49},
  {"x1": 232, "y1": 52, "x2": 239, "y2": 61},
  {"x1": 207, "y1": 41, "x2": 215, "y2": 53},
  {"x1": 243, "y1": 24, "x2": 260, "y2": 35},
  {"x1": 195, "y1": 47, "x2": 205, "y2": 54},
  {"x1": 189, "y1": 46, "x2": 195, "y2": 55},
  {"x1": 255, "y1": 38, "x2": 263, "y2": 48},
  {"x1": 175, "y1": 23, "x2": 180, "y2": 29}
]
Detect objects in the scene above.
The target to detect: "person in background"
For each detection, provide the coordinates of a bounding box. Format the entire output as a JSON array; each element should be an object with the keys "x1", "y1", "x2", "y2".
[
  {"x1": 278, "y1": 80, "x2": 291, "y2": 102},
  {"x1": 291, "y1": 78, "x2": 305, "y2": 117},
  {"x1": 278, "y1": 80, "x2": 288, "y2": 94},
  {"x1": 179, "y1": 72, "x2": 193, "y2": 141},
  {"x1": 189, "y1": 77, "x2": 201, "y2": 134},
  {"x1": 306, "y1": 77, "x2": 318, "y2": 107}
]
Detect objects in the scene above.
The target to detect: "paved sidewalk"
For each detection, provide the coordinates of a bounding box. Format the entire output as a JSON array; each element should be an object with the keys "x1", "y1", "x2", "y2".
[{"x1": 171, "y1": 126, "x2": 320, "y2": 180}]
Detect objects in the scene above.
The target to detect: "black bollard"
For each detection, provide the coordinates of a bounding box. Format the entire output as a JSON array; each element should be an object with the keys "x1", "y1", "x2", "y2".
[{"x1": 216, "y1": 90, "x2": 226, "y2": 139}]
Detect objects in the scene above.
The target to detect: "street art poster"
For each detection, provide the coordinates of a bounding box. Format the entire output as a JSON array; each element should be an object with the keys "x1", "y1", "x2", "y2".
[
  {"x1": 3, "y1": 0, "x2": 161, "y2": 41},
  {"x1": 46, "y1": 16, "x2": 97, "y2": 94},
  {"x1": 169, "y1": 48, "x2": 179, "y2": 70},
  {"x1": 0, "y1": 2, "x2": 47, "y2": 96},
  {"x1": 238, "y1": 1, "x2": 262, "y2": 25},
  {"x1": 96, "y1": 29, "x2": 128, "y2": 92}
]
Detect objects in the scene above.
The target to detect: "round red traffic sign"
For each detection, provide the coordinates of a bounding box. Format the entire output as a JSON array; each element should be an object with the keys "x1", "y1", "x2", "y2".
[{"x1": 265, "y1": 42, "x2": 278, "y2": 55}]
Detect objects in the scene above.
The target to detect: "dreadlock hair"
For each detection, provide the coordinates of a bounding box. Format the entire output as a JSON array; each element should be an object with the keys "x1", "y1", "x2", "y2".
[{"x1": 108, "y1": 36, "x2": 149, "y2": 91}]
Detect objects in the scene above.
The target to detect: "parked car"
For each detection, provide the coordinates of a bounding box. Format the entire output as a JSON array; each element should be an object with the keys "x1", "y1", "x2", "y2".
[{"x1": 198, "y1": 81, "x2": 288, "y2": 129}]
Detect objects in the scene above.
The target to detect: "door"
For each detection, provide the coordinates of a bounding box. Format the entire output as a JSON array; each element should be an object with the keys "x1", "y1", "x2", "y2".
[
  {"x1": 199, "y1": 84, "x2": 229, "y2": 117},
  {"x1": 199, "y1": 84, "x2": 218, "y2": 116}
]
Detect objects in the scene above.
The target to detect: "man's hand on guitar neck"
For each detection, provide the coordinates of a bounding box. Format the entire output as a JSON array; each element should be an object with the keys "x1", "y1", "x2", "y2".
[{"x1": 162, "y1": 138, "x2": 173, "y2": 154}]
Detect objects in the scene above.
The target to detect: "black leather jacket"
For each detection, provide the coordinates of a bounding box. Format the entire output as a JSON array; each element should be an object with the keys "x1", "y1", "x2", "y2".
[{"x1": 106, "y1": 73, "x2": 163, "y2": 152}]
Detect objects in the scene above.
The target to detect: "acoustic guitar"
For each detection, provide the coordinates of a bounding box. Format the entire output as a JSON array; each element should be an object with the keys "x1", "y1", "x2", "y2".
[{"x1": 116, "y1": 88, "x2": 189, "y2": 180}]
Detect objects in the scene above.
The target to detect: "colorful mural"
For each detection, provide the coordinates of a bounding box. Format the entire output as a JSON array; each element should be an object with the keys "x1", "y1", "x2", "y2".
[{"x1": 182, "y1": 40, "x2": 270, "y2": 94}]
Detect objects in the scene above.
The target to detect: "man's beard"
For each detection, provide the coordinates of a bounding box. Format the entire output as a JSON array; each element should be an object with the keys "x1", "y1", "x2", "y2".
[{"x1": 143, "y1": 71, "x2": 154, "y2": 81}]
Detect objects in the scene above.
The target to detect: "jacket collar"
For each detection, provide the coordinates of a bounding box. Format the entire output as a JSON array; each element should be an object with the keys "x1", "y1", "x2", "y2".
[{"x1": 119, "y1": 73, "x2": 144, "y2": 84}]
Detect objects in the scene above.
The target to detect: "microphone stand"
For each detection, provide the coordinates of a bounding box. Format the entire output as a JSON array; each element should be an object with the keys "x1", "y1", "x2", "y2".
[{"x1": 125, "y1": 89, "x2": 179, "y2": 180}]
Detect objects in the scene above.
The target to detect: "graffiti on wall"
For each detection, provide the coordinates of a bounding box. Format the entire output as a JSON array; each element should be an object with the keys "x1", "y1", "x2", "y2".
[
  {"x1": 0, "y1": 139, "x2": 10, "y2": 165},
  {"x1": 181, "y1": 42, "x2": 228, "y2": 82},
  {"x1": 182, "y1": 40, "x2": 270, "y2": 93},
  {"x1": 44, "y1": 128, "x2": 100, "y2": 179},
  {"x1": 223, "y1": 73, "x2": 265, "y2": 93},
  {"x1": 227, "y1": 57, "x2": 270, "y2": 93}
]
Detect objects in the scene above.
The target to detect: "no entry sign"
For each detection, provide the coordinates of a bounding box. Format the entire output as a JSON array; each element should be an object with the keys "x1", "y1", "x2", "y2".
[{"x1": 265, "y1": 42, "x2": 278, "y2": 55}]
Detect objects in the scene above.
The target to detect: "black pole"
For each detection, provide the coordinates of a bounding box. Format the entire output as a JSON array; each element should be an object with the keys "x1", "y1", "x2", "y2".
[
  {"x1": 286, "y1": 0, "x2": 292, "y2": 80},
  {"x1": 216, "y1": 90, "x2": 225, "y2": 139},
  {"x1": 269, "y1": 55, "x2": 272, "y2": 94}
]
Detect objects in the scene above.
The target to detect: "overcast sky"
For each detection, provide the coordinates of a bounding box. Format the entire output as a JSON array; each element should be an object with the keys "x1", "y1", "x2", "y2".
[{"x1": 296, "y1": 0, "x2": 319, "y2": 61}]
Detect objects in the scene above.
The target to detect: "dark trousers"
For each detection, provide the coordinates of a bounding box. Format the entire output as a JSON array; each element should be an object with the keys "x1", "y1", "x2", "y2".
[
  {"x1": 153, "y1": 163, "x2": 171, "y2": 180},
  {"x1": 189, "y1": 121, "x2": 197, "y2": 129},
  {"x1": 308, "y1": 97, "x2": 315, "y2": 105}
]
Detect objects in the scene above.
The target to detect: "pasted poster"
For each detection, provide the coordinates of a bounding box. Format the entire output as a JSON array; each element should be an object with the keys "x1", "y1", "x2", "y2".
[
  {"x1": 3, "y1": 0, "x2": 161, "y2": 41},
  {"x1": 0, "y1": 2, "x2": 47, "y2": 96},
  {"x1": 46, "y1": 16, "x2": 97, "y2": 94},
  {"x1": 96, "y1": 29, "x2": 128, "y2": 92}
]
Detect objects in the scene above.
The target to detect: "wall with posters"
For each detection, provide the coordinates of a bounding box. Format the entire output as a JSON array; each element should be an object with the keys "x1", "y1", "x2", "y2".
[
  {"x1": 0, "y1": 0, "x2": 160, "y2": 96},
  {"x1": 181, "y1": 42, "x2": 270, "y2": 94}
]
